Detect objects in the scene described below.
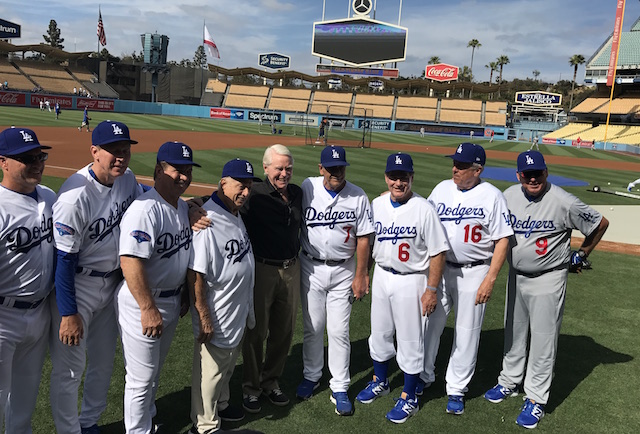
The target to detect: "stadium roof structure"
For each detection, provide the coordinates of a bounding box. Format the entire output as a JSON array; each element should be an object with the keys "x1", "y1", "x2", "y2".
[
  {"x1": 207, "y1": 64, "x2": 504, "y2": 94},
  {"x1": 585, "y1": 16, "x2": 640, "y2": 84},
  {"x1": 0, "y1": 40, "x2": 92, "y2": 60}
]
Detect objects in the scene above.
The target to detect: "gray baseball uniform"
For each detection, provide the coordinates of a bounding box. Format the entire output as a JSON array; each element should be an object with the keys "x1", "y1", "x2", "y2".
[{"x1": 498, "y1": 182, "x2": 602, "y2": 404}]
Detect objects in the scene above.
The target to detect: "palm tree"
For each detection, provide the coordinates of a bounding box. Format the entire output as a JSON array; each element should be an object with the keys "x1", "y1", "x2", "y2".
[
  {"x1": 428, "y1": 56, "x2": 441, "y2": 65},
  {"x1": 569, "y1": 54, "x2": 585, "y2": 111},
  {"x1": 467, "y1": 39, "x2": 481, "y2": 80},
  {"x1": 485, "y1": 61, "x2": 498, "y2": 85},
  {"x1": 497, "y1": 55, "x2": 510, "y2": 85},
  {"x1": 533, "y1": 70, "x2": 541, "y2": 81}
]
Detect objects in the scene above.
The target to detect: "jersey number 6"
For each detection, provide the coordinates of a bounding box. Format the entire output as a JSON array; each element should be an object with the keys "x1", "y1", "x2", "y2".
[{"x1": 398, "y1": 243, "x2": 410, "y2": 262}]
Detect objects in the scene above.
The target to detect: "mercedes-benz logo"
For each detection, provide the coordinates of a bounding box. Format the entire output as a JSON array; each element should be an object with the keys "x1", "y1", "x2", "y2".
[{"x1": 353, "y1": 0, "x2": 372, "y2": 16}]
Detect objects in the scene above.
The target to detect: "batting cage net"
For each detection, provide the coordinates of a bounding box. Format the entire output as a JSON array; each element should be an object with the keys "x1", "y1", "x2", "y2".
[
  {"x1": 304, "y1": 106, "x2": 372, "y2": 148},
  {"x1": 256, "y1": 110, "x2": 306, "y2": 136}
]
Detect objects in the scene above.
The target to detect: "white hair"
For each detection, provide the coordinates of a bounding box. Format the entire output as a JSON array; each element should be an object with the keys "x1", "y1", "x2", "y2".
[{"x1": 263, "y1": 144, "x2": 293, "y2": 166}]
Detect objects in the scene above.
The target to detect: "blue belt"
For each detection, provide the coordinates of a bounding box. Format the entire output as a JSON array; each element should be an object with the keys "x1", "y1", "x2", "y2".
[
  {"x1": 0, "y1": 295, "x2": 46, "y2": 309},
  {"x1": 156, "y1": 287, "x2": 182, "y2": 298},
  {"x1": 379, "y1": 265, "x2": 423, "y2": 275},
  {"x1": 446, "y1": 259, "x2": 488, "y2": 269},
  {"x1": 76, "y1": 267, "x2": 122, "y2": 279}
]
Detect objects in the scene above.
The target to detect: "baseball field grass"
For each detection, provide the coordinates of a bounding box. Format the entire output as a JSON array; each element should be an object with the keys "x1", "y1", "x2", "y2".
[{"x1": 1, "y1": 105, "x2": 639, "y2": 433}]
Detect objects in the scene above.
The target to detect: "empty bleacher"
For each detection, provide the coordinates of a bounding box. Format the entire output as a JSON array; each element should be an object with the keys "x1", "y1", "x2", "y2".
[
  {"x1": 224, "y1": 84, "x2": 269, "y2": 109},
  {"x1": 0, "y1": 59, "x2": 34, "y2": 91},
  {"x1": 268, "y1": 88, "x2": 311, "y2": 112},
  {"x1": 396, "y1": 96, "x2": 438, "y2": 121},
  {"x1": 353, "y1": 94, "x2": 394, "y2": 119},
  {"x1": 485, "y1": 101, "x2": 507, "y2": 112},
  {"x1": 485, "y1": 112, "x2": 507, "y2": 126},
  {"x1": 543, "y1": 122, "x2": 640, "y2": 145},
  {"x1": 310, "y1": 91, "x2": 352, "y2": 115},
  {"x1": 439, "y1": 99, "x2": 482, "y2": 124},
  {"x1": 14, "y1": 60, "x2": 78, "y2": 94},
  {"x1": 205, "y1": 79, "x2": 228, "y2": 93}
]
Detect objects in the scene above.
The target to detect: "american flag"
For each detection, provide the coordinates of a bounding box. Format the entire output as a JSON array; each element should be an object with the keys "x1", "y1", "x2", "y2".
[{"x1": 97, "y1": 9, "x2": 107, "y2": 46}]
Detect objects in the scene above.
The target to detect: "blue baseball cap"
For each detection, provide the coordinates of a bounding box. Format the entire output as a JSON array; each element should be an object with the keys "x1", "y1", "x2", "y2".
[
  {"x1": 92, "y1": 120, "x2": 138, "y2": 146},
  {"x1": 320, "y1": 145, "x2": 350, "y2": 168},
  {"x1": 447, "y1": 142, "x2": 486, "y2": 165},
  {"x1": 157, "y1": 141, "x2": 201, "y2": 167},
  {"x1": 0, "y1": 127, "x2": 51, "y2": 156},
  {"x1": 222, "y1": 158, "x2": 260, "y2": 180},
  {"x1": 385, "y1": 152, "x2": 414, "y2": 173},
  {"x1": 517, "y1": 151, "x2": 547, "y2": 172}
]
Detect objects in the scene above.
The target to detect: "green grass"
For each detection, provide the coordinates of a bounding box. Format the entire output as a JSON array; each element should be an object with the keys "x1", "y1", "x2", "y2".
[{"x1": 1, "y1": 105, "x2": 637, "y2": 433}]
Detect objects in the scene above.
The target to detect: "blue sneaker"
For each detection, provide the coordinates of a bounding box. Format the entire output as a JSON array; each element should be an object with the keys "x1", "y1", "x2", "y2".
[
  {"x1": 296, "y1": 378, "x2": 320, "y2": 400},
  {"x1": 385, "y1": 397, "x2": 419, "y2": 424},
  {"x1": 81, "y1": 425, "x2": 100, "y2": 434},
  {"x1": 415, "y1": 378, "x2": 431, "y2": 396},
  {"x1": 356, "y1": 378, "x2": 390, "y2": 404},
  {"x1": 516, "y1": 398, "x2": 545, "y2": 429},
  {"x1": 484, "y1": 384, "x2": 517, "y2": 403},
  {"x1": 330, "y1": 392, "x2": 354, "y2": 416},
  {"x1": 446, "y1": 395, "x2": 464, "y2": 415}
]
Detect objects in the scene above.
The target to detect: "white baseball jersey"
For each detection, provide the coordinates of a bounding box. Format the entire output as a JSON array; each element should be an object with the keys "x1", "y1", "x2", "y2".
[
  {"x1": 372, "y1": 193, "x2": 449, "y2": 273},
  {"x1": 504, "y1": 183, "x2": 602, "y2": 273},
  {"x1": 427, "y1": 179, "x2": 513, "y2": 263},
  {"x1": 0, "y1": 185, "x2": 56, "y2": 300},
  {"x1": 301, "y1": 176, "x2": 374, "y2": 259},
  {"x1": 54, "y1": 165, "x2": 141, "y2": 272},
  {"x1": 118, "y1": 188, "x2": 193, "y2": 290},
  {"x1": 189, "y1": 198, "x2": 254, "y2": 349}
]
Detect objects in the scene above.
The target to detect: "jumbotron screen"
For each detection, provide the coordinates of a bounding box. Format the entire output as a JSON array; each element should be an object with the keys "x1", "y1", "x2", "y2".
[{"x1": 312, "y1": 18, "x2": 408, "y2": 67}]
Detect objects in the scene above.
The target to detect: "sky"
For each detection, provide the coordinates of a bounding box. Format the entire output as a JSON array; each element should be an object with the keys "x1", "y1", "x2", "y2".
[{"x1": 2, "y1": 0, "x2": 640, "y2": 84}]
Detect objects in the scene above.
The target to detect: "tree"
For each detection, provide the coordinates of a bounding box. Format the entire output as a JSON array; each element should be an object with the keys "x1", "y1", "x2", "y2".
[
  {"x1": 428, "y1": 56, "x2": 441, "y2": 65},
  {"x1": 43, "y1": 19, "x2": 64, "y2": 49},
  {"x1": 568, "y1": 54, "x2": 585, "y2": 111},
  {"x1": 459, "y1": 66, "x2": 472, "y2": 82},
  {"x1": 533, "y1": 70, "x2": 541, "y2": 81},
  {"x1": 497, "y1": 55, "x2": 510, "y2": 85},
  {"x1": 193, "y1": 45, "x2": 207, "y2": 69},
  {"x1": 485, "y1": 61, "x2": 498, "y2": 84},
  {"x1": 467, "y1": 39, "x2": 481, "y2": 81}
]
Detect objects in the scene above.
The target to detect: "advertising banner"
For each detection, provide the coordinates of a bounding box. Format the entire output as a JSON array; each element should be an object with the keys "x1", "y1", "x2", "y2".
[
  {"x1": 0, "y1": 91, "x2": 26, "y2": 106},
  {"x1": 259, "y1": 53, "x2": 290, "y2": 69},
  {"x1": 607, "y1": 0, "x2": 626, "y2": 87},
  {"x1": 316, "y1": 64, "x2": 399, "y2": 78},
  {"x1": 248, "y1": 111, "x2": 281, "y2": 123},
  {"x1": 425, "y1": 63, "x2": 459, "y2": 82},
  {"x1": 77, "y1": 98, "x2": 114, "y2": 111},
  {"x1": 515, "y1": 91, "x2": 562, "y2": 106},
  {"x1": 362, "y1": 119, "x2": 391, "y2": 130},
  {"x1": 0, "y1": 18, "x2": 20, "y2": 39},
  {"x1": 31, "y1": 94, "x2": 73, "y2": 109}
]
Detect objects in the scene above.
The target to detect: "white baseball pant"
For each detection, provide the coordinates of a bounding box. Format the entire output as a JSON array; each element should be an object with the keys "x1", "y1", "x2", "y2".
[
  {"x1": 368, "y1": 266, "x2": 427, "y2": 374},
  {"x1": 300, "y1": 256, "x2": 355, "y2": 393},
  {"x1": 116, "y1": 286, "x2": 181, "y2": 434}
]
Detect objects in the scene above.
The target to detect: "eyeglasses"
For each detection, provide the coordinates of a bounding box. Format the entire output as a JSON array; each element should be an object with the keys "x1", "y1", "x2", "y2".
[{"x1": 10, "y1": 152, "x2": 48, "y2": 164}]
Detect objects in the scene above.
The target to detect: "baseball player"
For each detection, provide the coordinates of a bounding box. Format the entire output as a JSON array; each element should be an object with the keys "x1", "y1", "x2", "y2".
[
  {"x1": 421, "y1": 143, "x2": 513, "y2": 415},
  {"x1": 356, "y1": 153, "x2": 449, "y2": 424},
  {"x1": 627, "y1": 177, "x2": 640, "y2": 192},
  {"x1": 55, "y1": 102, "x2": 61, "y2": 120},
  {"x1": 296, "y1": 146, "x2": 374, "y2": 416},
  {"x1": 484, "y1": 151, "x2": 609, "y2": 429},
  {"x1": 0, "y1": 127, "x2": 55, "y2": 433},
  {"x1": 529, "y1": 135, "x2": 539, "y2": 151},
  {"x1": 116, "y1": 141, "x2": 199, "y2": 434},
  {"x1": 50, "y1": 120, "x2": 141, "y2": 434},
  {"x1": 188, "y1": 158, "x2": 258, "y2": 433},
  {"x1": 79, "y1": 107, "x2": 91, "y2": 132}
]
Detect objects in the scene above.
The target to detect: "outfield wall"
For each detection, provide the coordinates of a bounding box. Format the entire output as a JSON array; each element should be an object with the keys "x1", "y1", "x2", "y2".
[{"x1": 3, "y1": 89, "x2": 640, "y2": 151}]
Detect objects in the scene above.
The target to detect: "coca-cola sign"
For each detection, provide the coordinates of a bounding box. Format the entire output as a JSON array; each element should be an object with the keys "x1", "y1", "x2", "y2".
[
  {"x1": 425, "y1": 63, "x2": 459, "y2": 82},
  {"x1": 0, "y1": 91, "x2": 26, "y2": 106}
]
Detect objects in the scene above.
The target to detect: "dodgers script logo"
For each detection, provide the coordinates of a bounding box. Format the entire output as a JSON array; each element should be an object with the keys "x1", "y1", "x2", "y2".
[
  {"x1": 305, "y1": 206, "x2": 357, "y2": 228},
  {"x1": 7, "y1": 214, "x2": 54, "y2": 253},
  {"x1": 375, "y1": 221, "x2": 417, "y2": 244},
  {"x1": 88, "y1": 195, "x2": 135, "y2": 243},
  {"x1": 436, "y1": 203, "x2": 485, "y2": 224},
  {"x1": 510, "y1": 212, "x2": 556, "y2": 238},
  {"x1": 225, "y1": 232, "x2": 252, "y2": 264},
  {"x1": 157, "y1": 225, "x2": 192, "y2": 258},
  {"x1": 130, "y1": 230, "x2": 151, "y2": 243}
]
